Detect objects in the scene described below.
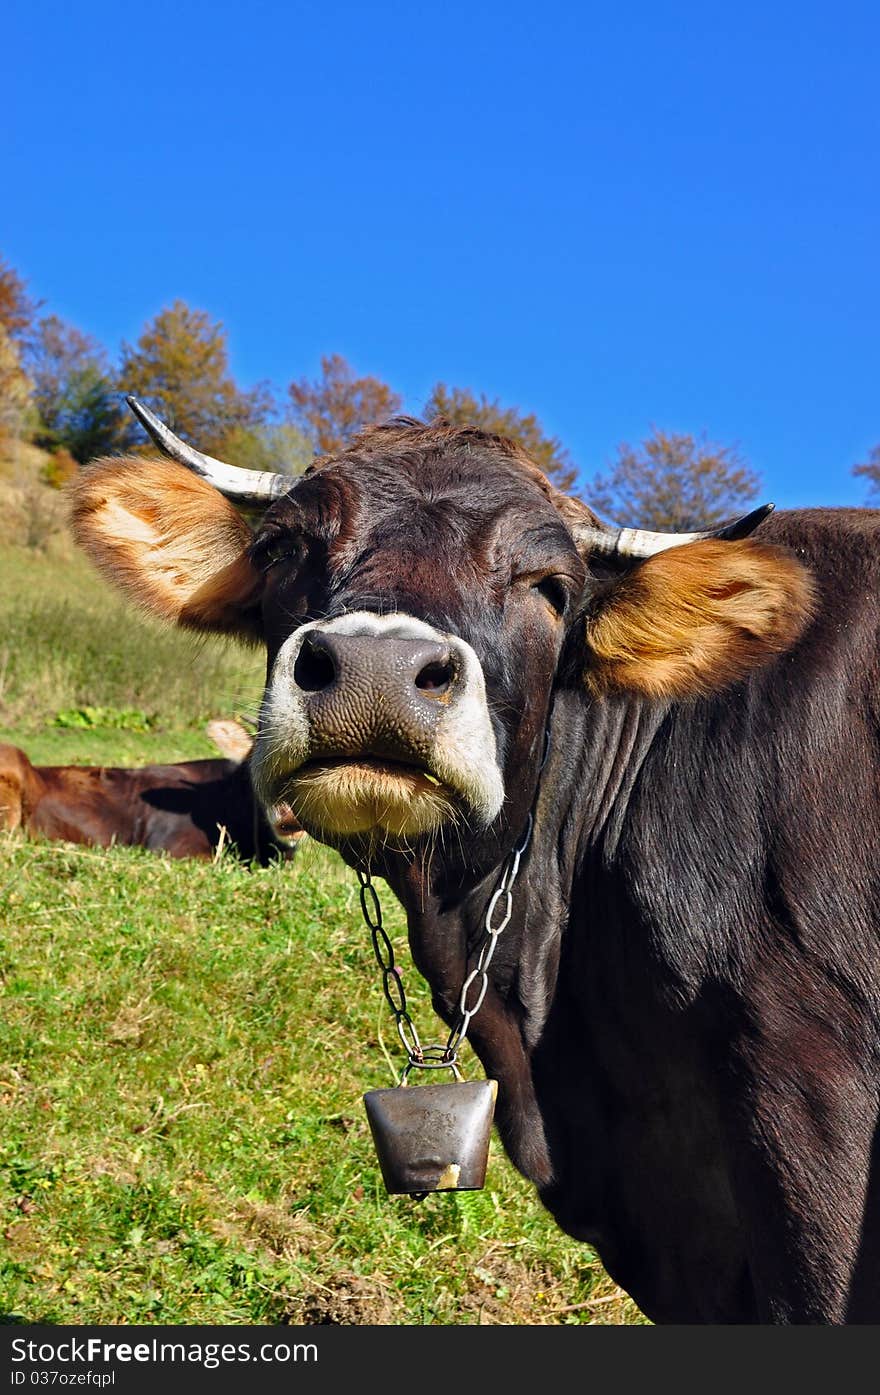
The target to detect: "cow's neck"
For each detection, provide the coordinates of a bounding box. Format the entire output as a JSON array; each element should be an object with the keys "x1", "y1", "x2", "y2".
[
  {"x1": 389, "y1": 691, "x2": 663, "y2": 1002},
  {"x1": 540, "y1": 687, "x2": 666, "y2": 859},
  {"x1": 379, "y1": 688, "x2": 665, "y2": 1186}
]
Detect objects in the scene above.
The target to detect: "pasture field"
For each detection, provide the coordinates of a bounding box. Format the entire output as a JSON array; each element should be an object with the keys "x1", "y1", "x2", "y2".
[{"x1": 0, "y1": 488, "x2": 645, "y2": 1326}]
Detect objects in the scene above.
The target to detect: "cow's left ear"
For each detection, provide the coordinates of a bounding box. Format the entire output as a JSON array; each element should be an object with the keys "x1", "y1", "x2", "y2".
[{"x1": 583, "y1": 539, "x2": 816, "y2": 700}]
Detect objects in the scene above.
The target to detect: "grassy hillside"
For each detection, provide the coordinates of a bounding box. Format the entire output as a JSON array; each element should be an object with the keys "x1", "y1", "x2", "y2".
[
  {"x1": 0, "y1": 462, "x2": 645, "y2": 1326},
  {"x1": 0, "y1": 437, "x2": 265, "y2": 760},
  {"x1": 0, "y1": 837, "x2": 643, "y2": 1325},
  {"x1": 0, "y1": 537, "x2": 264, "y2": 761}
]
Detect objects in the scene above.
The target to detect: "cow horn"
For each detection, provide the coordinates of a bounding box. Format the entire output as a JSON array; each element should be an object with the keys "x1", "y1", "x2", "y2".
[
  {"x1": 571, "y1": 504, "x2": 775, "y2": 560},
  {"x1": 125, "y1": 397, "x2": 294, "y2": 505}
]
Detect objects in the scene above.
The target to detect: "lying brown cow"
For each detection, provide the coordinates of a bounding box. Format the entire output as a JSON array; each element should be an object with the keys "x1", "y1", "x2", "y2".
[{"x1": 0, "y1": 720, "x2": 304, "y2": 864}]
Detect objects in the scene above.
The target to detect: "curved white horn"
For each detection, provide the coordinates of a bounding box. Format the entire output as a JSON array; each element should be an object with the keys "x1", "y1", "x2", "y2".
[
  {"x1": 126, "y1": 397, "x2": 294, "y2": 505},
  {"x1": 572, "y1": 504, "x2": 775, "y2": 560}
]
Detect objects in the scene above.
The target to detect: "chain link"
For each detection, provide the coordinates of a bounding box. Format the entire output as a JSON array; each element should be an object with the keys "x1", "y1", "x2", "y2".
[
  {"x1": 358, "y1": 809, "x2": 534, "y2": 1076},
  {"x1": 358, "y1": 869, "x2": 424, "y2": 1062}
]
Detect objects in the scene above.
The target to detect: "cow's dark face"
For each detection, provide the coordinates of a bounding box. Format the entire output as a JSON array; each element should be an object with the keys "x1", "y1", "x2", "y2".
[
  {"x1": 71, "y1": 418, "x2": 815, "y2": 885},
  {"x1": 246, "y1": 443, "x2": 586, "y2": 855}
]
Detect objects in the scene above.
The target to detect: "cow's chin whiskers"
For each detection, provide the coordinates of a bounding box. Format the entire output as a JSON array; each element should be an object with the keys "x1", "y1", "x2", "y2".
[{"x1": 279, "y1": 760, "x2": 459, "y2": 839}]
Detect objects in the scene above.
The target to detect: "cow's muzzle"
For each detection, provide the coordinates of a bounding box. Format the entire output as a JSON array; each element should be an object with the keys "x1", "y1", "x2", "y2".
[{"x1": 251, "y1": 611, "x2": 505, "y2": 838}]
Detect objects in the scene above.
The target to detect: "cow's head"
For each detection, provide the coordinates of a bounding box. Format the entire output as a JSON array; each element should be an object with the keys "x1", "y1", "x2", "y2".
[{"x1": 71, "y1": 402, "x2": 814, "y2": 882}]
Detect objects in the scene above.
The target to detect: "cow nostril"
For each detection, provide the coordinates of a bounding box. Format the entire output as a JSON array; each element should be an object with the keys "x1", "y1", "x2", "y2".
[
  {"x1": 294, "y1": 636, "x2": 337, "y2": 693},
  {"x1": 415, "y1": 659, "x2": 455, "y2": 696}
]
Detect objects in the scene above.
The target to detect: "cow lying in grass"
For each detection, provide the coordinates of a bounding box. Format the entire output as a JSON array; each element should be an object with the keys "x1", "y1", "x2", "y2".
[{"x1": 0, "y1": 719, "x2": 305, "y2": 864}]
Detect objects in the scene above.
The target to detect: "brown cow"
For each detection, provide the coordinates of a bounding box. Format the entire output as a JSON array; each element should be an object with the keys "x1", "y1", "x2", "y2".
[
  {"x1": 0, "y1": 720, "x2": 304, "y2": 863},
  {"x1": 71, "y1": 398, "x2": 880, "y2": 1323}
]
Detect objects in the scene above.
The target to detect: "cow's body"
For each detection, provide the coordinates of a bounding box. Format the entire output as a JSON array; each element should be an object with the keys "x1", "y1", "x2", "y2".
[
  {"x1": 384, "y1": 509, "x2": 880, "y2": 1323},
  {"x1": 0, "y1": 744, "x2": 304, "y2": 864},
  {"x1": 71, "y1": 409, "x2": 880, "y2": 1322}
]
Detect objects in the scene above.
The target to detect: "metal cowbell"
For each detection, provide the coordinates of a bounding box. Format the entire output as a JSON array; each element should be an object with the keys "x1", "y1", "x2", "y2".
[{"x1": 363, "y1": 1078, "x2": 498, "y2": 1195}]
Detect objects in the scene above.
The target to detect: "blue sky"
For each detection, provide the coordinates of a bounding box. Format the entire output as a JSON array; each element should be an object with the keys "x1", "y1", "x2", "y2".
[{"x1": 5, "y1": 0, "x2": 879, "y2": 510}]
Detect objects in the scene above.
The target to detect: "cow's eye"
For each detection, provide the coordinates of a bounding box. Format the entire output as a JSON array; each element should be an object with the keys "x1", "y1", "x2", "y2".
[
  {"x1": 252, "y1": 532, "x2": 301, "y2": 571},
  {"x1": 532, "y1": 576, "x2": 569, "y2": 617}
]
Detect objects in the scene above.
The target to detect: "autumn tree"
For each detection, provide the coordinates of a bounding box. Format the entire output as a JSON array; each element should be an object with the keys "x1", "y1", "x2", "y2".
[
  {"x1": 852, "y1": 444, "x2": 880, "y2": 503},
  {"x1": 585, "y1": 427, "x2": 762, "y2": 531},
  {"x1": 0, "y1": 257, "x2": 37, "y2": 445},
  {"x1": 0, "y1": 326, "x2": 33, "y2": 445},
  {"x1": 29, "y1": 315, "x2": 132, "y2": 462},
  {"x1": 223, "y1": 421, "x2": 314, "y2": 476},
  {"x1": 42, "y1": 446, "x2": 78, "y2": 490},
  {"x1": 424, "y1": 383, "x2": 578, "y2": 493},
  {"x1": 0, "y1": 256, "x2": 38, "y2": 343},
  {"x1": 119, "y1": 300, "x2": 270, "y2": 456},
  {"x1": 288, "y1": 353, "x2": 402, "y2": 455}
]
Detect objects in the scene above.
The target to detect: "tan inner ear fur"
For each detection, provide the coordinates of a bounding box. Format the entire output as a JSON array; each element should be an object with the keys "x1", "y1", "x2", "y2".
[
  {"x1": 585, "y1": 539, "x2": 816, "y2": 700},
  {"x1": 69, "y1": 458, "x2": 262, "y2": 638},
  {"x1": 205, "y1": 718, "x2": 254, "y2": 762}
]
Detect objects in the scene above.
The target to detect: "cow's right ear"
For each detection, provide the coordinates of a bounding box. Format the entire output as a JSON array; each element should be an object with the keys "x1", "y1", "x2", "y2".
[{"x1": 70, "y1": 458, "x2": 264, "y2": 641}]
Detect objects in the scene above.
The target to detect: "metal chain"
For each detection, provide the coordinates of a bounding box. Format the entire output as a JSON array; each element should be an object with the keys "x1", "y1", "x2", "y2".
[
  {"x1": 358, "y1": 870, "x2": 424, "y2": 1063},
  {"x1": 442, "y1": 811, "x2": 532, "y2": 1061},
  {"x1": 357, "y1": 810, "x2": 534, "y2": 1077}
]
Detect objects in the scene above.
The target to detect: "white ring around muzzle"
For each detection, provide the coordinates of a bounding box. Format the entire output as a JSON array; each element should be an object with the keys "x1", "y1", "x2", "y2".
[{"x1": 250, "y1": 611, "x2": 506, "y2": 834}]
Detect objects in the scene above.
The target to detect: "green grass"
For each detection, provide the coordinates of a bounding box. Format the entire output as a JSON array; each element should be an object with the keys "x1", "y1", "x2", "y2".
[
  {"x1": 0, "y1": 532, "x2": 265, "y2": 739},
  {"x1": 0, "y1": 835, "x2": 643, "y2": 1326},
  {"x1": 0, "y1": 511, "x2": 646, "y2": 1326},
  {"x1": 0, "y1": 726, "x2": 226, "y2": 768}
]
